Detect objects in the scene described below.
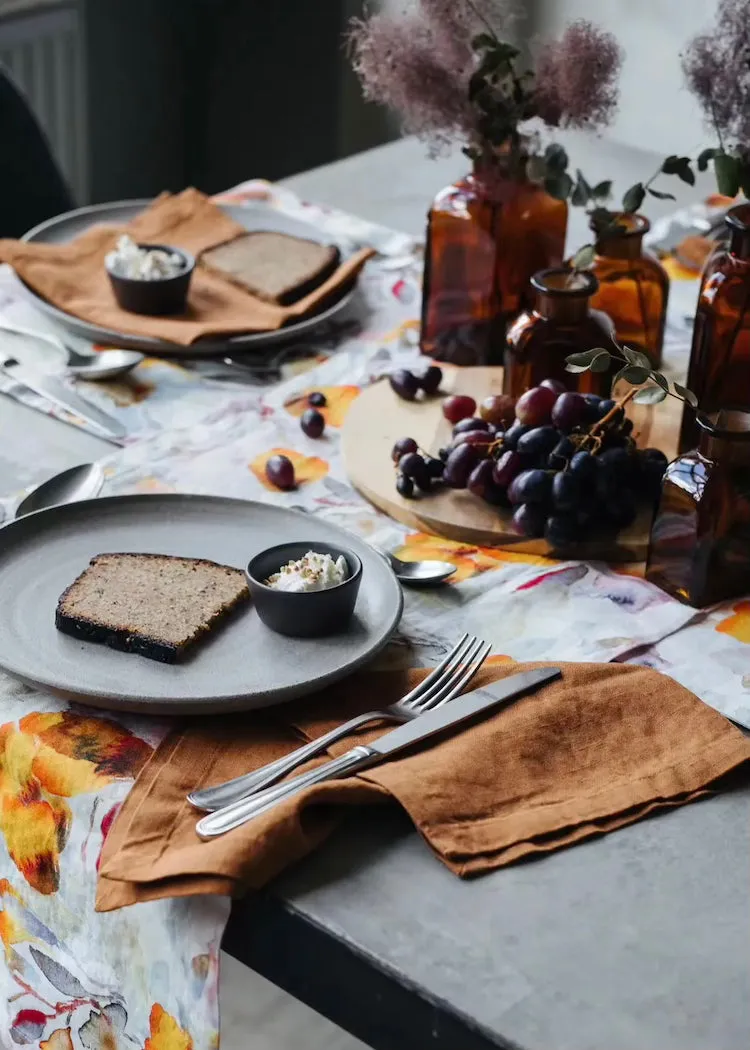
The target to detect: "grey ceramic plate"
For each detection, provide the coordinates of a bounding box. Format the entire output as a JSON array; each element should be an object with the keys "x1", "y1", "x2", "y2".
[
  {"x1": 16, "y1": 200, "x2": 357, "y2": 356},
  {"x1": 0, "y1": 494, "x2": 403, "y2": 715}
]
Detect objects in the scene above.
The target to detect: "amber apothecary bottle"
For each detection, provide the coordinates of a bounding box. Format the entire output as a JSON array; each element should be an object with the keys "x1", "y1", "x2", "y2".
[
  {"x1": 504, "y1": 268, "x2": 616, "y2": 398},
  {"x1": 589, "y1": 214, "x2": 669, "y2": 368},
  {"x1": 646, "y1": 409, "x2": 750, "y2": 607},
  {"x1": 680, "y1": 203, "x2": 750, "y2": 452},
  {"x1": 420, "y1": 159, "x2": 568, "y2": 366}
]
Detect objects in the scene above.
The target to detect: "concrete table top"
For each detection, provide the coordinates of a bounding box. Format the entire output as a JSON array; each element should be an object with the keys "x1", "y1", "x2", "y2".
[{"x1": 0, "y1": 134, "x2": 746, "y2": 1050}]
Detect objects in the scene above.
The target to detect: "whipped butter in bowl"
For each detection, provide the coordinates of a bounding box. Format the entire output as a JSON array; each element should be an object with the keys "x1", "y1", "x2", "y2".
[
  {"x1": 105, "y1": 235, "x2": 195, "y2": 316},
  {"x1": 247, "y1": 542, "x2": 362, "y2": 638}
]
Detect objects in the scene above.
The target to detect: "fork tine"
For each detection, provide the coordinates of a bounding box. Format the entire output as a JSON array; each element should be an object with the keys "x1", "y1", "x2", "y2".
[
  {"x1": 417, "y1": 639, "x2": 492, "y2": 712},
  {"x1": 408, "y1": 636, "x2": 485, "y2": 712},
  {"x1": 399, "y1": 633, "x2": 473, "y2": 710}
]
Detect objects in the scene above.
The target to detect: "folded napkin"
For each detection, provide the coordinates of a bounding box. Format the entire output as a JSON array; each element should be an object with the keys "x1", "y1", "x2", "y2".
[
  {"x1": 96, "y1": 661, "x2": 750, "y2": 911},
  {"x1": 0, "y1": 188, "x2": 373, "y2": 345}
]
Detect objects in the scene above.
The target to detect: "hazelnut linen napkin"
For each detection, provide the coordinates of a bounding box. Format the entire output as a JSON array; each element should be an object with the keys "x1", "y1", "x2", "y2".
[
  {"x1": 0, "y1": 188, "x2": 373, "y2": 345},
  {"x1": 96, "y1": 661, "x2": 750, "y2": 911}
]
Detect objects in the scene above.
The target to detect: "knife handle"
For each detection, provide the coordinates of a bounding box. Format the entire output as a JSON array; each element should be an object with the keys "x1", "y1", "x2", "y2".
[{"x1": 195, "y1": 744, "x2": 377, "y2": 839}]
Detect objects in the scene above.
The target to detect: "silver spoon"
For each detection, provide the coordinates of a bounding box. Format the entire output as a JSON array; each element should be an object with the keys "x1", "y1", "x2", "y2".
[
  {"x1": 381, "y1": 549, "x2": 457, "y2": 586},
  {"x1": 0, "y1": 322, "x2": 143, "y2": 381},
  {"x1": 15, "y1": 463, "x2": 105, "y2": 518}
]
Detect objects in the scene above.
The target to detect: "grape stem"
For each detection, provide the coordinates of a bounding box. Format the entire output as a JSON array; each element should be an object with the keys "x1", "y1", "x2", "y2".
[{"x1": 578, "y1": 387, "x2": 638, "y2": 454}]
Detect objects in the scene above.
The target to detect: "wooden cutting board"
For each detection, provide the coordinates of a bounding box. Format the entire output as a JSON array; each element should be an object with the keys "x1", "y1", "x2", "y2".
[{"x1": 342, "y1": 367, "x2": 682, "y2": 561}]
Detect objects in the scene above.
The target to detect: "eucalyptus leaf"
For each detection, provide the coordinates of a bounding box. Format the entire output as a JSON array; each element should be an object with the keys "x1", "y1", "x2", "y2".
[
  {"x1": 661, "y1": 155, "x2": 681, "y2": 175},
  {"x1": 592, "y1": 180, "x2": 612, "y2": 199},
  {"x1": 620, "y1": 345, "x2": 641, "y2": 366},
  {"x1": 698, "y1": 147, "x2": 718, "y2": 172},
  {"x1": 652, "y1": 371, "x2": 670, "y2": 392},
  {"x1": 648, "y1": 188, "x2": 676, "y2": 200},
  {"x1": 565, "y1": 348, "x2": 605, "y2": 368},
  {"x1": 590, "y1": 350, "x2": 612, "y2": 373},
  {"x1": 714, "y1": 151, "x2": 740, "y2": 197},
  {"x1": 571, "y1": 176, "x2": 590, "y2": 207},
  {"x1": 618, "y1": 365, "x2": 651, "y2": 385},
  {"x1": 544, "y1": 143, "x2": 569, "y2": 174},
  {"x1": 633, "y1": 385, "x2": 668, "y2": 405},
  {"x1": 622, "y1": 183, "x2": 645, "y2": 213},
  {"x1": 565, "y1": 363, "x2": 591, "y2": 373},
  {"x1": 676, "y1": 163, "x2": 696, "y2": 186},
  {"x1": 544, "y1": 172, "x2": 573, "y2": 201},
  {"x1": 571, "y1": 244, "x2": 596, "y2": 270},
  {"x1": 674, "y1": 382, "x2": 698, "y2": 408}
]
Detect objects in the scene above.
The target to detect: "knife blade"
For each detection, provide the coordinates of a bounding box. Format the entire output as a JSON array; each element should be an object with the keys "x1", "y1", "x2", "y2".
[
  {"x1": 196, "y1": 666, "x2": 562, "y2": 839},
  {"x1": 1, "y1": 359, "x2": 127, "y2": 443}
]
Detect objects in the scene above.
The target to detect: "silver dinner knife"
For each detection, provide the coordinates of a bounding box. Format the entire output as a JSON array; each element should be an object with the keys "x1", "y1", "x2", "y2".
[
  {"x1": 196, "y1": 666, "x2": 562, "y2": 839},
  {"x1": 1, "y1": 358, "x2": 127, "y2": 443}
]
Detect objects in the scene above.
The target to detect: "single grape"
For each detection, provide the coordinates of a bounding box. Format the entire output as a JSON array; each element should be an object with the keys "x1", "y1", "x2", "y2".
[
  {"x1": 443, "y1": 444, "x2": 480, "y2": 488},
  {"x1": 621, "y1": 418, "x2": 634, "y2": 437},
  {"x1": 450, "y1": 430, "x2": 494, "y2": 458},
  {"x1": 596, "y1": 398, "x2": 617, "y2": 420},
  {"x1": 511, "y1": 503, "x2": 546, "y2": 538},
  {"x1": 389, "y1": 369, "x2": 419, "y2": 401},
  {"x1": 548, "y1": 436, "x2": 575, "y2": 470},
  {"x1": 391, "y1": 436, "x2": 418, "y2": 463},
  {"x1": 508, "y1": 469, "x2": 552, "y2": 506},
  {"x1": 517, "y1": 425, "x2": 559, "y2": 463},
  {"x1": 540, "y1": 378, "x2": 568, "y2": 396},
  {"x1": 551, "y1": 391, "x2": 586, "y2": 433},
  {"x1": 603, "y1": 490, "x2": 637, "y2": 530},
  {"x1": 396, "y1": 474, "x2": 414, "y2": 498},
  {"x1": 399, "y1": 452, "x2": 429, "y2": 490},
  {"x1": 515, "y1": 386, "x2": 557, "y2": 426},
  {"x1": 639, "y1": 447, "x2": 669, "y2": 498},
  {"x1": 468, "y1": 460, "x2": 505, "y2": 504},
  {"x1": 502, "y1": 421, "x2": 531, "y2": 451},
  {"x1": 419, "y1": 365, "x2": 443, "y2": 395},
  {"x1": 493, "y1": 450, "x2": 524, "y2": 489},
  {"x1": 640, "y1": 447, "x2": 668, "y2": 471},
  {"x1": 308, "y1": 391, "x2": 327, "y2": 408},
  {"x1": 545, "y1": 514, "x2": 578, "y2": 549},
  {"x1": 569, "y1": 449, "x2": 598, "y2": 487},
  {"x1": 479, "y1": 393, "x2": 516, "y2": 428},
  {"x1": 599, "y1": 446, "x2": 637, "y2": 486},
  {"x1": 453, "y1": 416, "x2": 490, "y2": 435},
  {"x1": 552, "y1": 471, "x2": 583, "y2": 512},
  {"x1": 265, "y1": 454, "x2": 295, "y2": 490},
  {"x1": 300, "y1": 408, "x2": 325, "y2": 438},
  {"x1": 582, "y1": 393, "x2": 602, "y2": 423},
  {"x1": 425, "y1": 456, "x2": 445, "y2": 479},
  {"x1": 442, "y1": 394, "x2": 477, "y2": 424}
]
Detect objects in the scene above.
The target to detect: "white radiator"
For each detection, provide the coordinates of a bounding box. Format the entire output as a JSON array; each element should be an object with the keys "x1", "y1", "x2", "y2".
[{"x1": 0, "y1": 2, "x2": 86, "y2": 203}]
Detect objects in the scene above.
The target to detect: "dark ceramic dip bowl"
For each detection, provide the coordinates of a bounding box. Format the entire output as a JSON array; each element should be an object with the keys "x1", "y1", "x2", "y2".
[
  {"x1": 106, "y1": 243, "x2": 195, "y2": 316},
  {"x1": 246, "y1": 542, "x2": 362, "y2": 638}
]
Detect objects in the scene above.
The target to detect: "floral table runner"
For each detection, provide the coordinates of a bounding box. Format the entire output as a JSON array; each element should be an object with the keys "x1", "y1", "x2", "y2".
[{"x1": 0, "y1": 181, "x2": 748, "y2": 1049}]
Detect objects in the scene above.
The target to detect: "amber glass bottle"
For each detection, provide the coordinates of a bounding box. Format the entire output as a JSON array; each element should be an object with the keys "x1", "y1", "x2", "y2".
[
  {"x1": 680, "y1": 203, "x2": 750, "y2": 452},
  {"x1": 646, "y1": 409, "x2": 750, "y2": 607},
  {"x1": 420, "y1": 159, "x2": 568, "y2": 366},
  {"x1": 504, "y1": 268, "x2": 615, "y2": 398},
  {"x1": 589, "y1": 214, "x2": 669, "y2": 368}
]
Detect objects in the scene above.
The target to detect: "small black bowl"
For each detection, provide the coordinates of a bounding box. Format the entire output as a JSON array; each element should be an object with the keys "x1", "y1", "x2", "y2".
[
  {"x1": 246, "y1": 542, "x2": 362, "y2": 638},
  {"x1": 106, "y1": 243, "x2": 195, "y2": 316}
]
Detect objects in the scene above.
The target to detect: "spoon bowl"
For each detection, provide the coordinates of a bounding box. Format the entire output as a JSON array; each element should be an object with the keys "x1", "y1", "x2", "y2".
[
  {"x1": 67, "y1": 349, "x2": 144, "y2": 381},
  {"x1": 15, "y1": 463, "x2": 105, "y2": 518},
  {"x1": 385, "y1": 551, "x2": 457, "y2": 586}
]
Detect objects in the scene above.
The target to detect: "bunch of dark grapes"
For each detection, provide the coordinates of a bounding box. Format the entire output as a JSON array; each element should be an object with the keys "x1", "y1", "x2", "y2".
[{"x1": 389, "y1": 377, "x2": 669, "y2": 548}]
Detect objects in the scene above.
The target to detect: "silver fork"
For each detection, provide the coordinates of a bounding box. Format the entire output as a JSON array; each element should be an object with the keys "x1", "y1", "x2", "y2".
[
  {"x1": 188, "y1": 634, "x2": 488, "y2": 812},
  {"x1": 195, "y1": 636, "x2": 492, "y2": 838}
]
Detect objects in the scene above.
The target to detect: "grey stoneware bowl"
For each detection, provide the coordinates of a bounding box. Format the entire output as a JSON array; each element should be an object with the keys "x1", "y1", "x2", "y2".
[
  {"x1": 246, "y1": 541, "x2": 363, "y2": 638},
  {"x1": 106, "y1": 243, "x2": 195, "y2": 316}
]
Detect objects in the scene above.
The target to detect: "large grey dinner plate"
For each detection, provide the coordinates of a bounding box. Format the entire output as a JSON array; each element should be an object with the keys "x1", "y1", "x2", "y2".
[
  {"x1": 16, "y1": 200, "x2": 356, "y2": 355},
  {"x1": 0, "y1": 494, "x2": 402, "y2": 715}
]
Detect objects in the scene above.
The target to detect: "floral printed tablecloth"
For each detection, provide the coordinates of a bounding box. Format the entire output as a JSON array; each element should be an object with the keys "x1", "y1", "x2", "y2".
[{"x1": 0, "y1": 180, "x2": 748, "y2": 1050}]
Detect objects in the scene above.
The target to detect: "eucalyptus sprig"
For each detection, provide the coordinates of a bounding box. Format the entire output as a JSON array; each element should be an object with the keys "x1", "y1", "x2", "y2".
[
  {"x1": 565, "y1": 342, "x2": 698, "y2": 409},
  {"x1": 568, "y1": 155, "x2": 696, "y2": 271}
]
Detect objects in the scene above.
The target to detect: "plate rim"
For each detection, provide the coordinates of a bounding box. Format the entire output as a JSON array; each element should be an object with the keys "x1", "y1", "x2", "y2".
[
  {"x1": 0, "y1": 493, "x2": 403, "y2": 714},
  {"x1": 15, "y1": 198, "x2": 358, "y2": 357}
]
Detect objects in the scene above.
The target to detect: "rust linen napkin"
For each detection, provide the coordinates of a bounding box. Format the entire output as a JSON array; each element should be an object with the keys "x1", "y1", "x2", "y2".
[
  {"x1": 96, "y1": 661, "x2": 750, "y2": 911},
  {"x1": 0, "y1": 188, "x2": 373, "y2": 345}
]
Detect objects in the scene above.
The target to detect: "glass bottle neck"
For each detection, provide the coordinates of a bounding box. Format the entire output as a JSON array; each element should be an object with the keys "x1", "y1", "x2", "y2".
[
  {"x1": 596, "y1": 231, "x2": 645, "y2": 261},
  {"x1": 698, "y1": 410, "x2": 750, "y2": 464},
  {"x1": 537, "y1": 293, "x2": 590, "y2": 323},
  {"x1": 729, "y1": 226, "x2": 750, "y2": 259}
]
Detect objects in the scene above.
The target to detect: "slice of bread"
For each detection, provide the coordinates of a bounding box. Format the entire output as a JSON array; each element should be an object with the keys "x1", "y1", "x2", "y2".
[
  {"x1": 55, "y1": 553, "x2": 249, "y2": 663},
  {"x1": 200, "y1": 231, "x2": 341, "y2": 305}
]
